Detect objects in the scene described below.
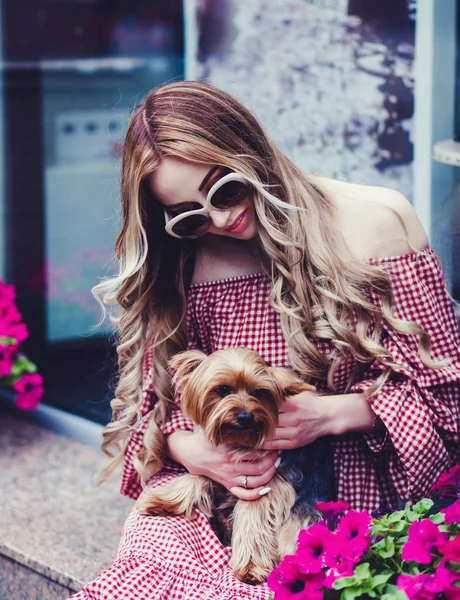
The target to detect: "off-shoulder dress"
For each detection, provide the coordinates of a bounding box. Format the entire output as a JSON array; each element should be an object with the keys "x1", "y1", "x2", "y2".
[{"x1": 71, "y1": 247, "x2": 460, "y2": 600}]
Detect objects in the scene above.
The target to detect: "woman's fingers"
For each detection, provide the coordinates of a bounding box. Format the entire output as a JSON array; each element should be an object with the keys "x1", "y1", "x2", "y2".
[
  {"x1": 238, "y1": 451, "x2": 279, "y2": 476},
  {"x1": 228, "y1": 485, "x2": 273, "y2": 501},
  {"x1": 226, "y1": 457, "x2": 279, "y2": 499},
  {"x1": 261, "y1": 438, "x2": 296, "y2": 451},
  {"x1": 238, "y1": 463, "x2": 278, "y2": 489}
]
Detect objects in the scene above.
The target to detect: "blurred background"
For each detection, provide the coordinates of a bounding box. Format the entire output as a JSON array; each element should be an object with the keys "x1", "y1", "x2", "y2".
[{"x1": 0, "y1": 0, "x2": 457, "y2": 425}]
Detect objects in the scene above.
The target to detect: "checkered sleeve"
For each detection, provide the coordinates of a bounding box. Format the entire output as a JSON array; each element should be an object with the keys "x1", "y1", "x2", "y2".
[
  {"x1": 68, "y1": 503, "x2": 271, "y2": 600},
  {"x1": 348, "y1": 250, "x2": 460, "y2": 503}
]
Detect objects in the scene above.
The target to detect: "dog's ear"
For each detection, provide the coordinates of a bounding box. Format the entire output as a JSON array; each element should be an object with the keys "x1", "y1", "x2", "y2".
[
  {"x1": 168, "y1": 350, "x2": 207, "y2": 387},
  {"x1": 268, "y1": 367, "x2": 316, "y2": 397}
]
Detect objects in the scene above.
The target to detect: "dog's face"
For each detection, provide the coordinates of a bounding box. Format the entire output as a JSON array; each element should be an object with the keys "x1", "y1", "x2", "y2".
[
  {"x1": 169, "y1": 348, "x2": 284, "y2": 448},
  {"x1": 169, "y1": 348, "x2": 313, "y2": 449}
]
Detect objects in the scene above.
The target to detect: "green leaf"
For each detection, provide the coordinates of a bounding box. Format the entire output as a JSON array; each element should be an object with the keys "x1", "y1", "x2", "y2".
[
  {"x1": 381, "y1": 591, "x2": 408, "y2": 600},
  {"x1": 411, "y1": 499, "x2": 434, "y2": 514},
  {"x1": 388, "y1": 511, "x2": 405, "y2": 524},
  {"x1": 388, "y1": 520, "x2": 408, "y2": 534},
  {"x1": 334, "y1": 576, "x2": 359, "y2": 590},
  {"x1": 429, "y1": 513, "x2": 445, "y2": 524},
  {"x1": 354, "y1": 563, "x2": 371, "y2": 581},
  {"x1": 406, "y1": 511, "x2": 421, "y2": 523},
  {"x1": 372, "y1": 524, "x2": 390, "y2": 537},
  {"x1": 10, "y1": 356, "x2": 37, "y2": 378},
  {"x1": 372, "y1": 571, "x2": 395, "y2": 587},
  {"x1": 378, "y1": 537, "x2": 395, "y2": 559},
  {"x1": 343, "y1": 587, "x2": 366, "y2": 600}
]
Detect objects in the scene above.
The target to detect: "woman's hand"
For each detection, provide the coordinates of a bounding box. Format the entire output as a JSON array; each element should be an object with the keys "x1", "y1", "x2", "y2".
[
  {"x1": 262, "y1": 389, "x2": 333, "y2": 451},
  {"x1": 166, "y1": 429, "x2": 280, "y2": 501},
  {"x1": 261, "y1": 390, "x2": 377, "y2": 451}
]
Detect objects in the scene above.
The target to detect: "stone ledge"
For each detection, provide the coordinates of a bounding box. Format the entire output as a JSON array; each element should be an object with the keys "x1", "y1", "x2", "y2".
[
  {"x1": 0, "y1": 554, "x2": 74, "y2": 600},
  {"x1": 0, "y1": 406, "x2": 133, "y2": 596}
]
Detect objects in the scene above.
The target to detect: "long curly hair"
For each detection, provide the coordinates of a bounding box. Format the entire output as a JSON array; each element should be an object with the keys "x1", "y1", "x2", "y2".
[{"x1": 93, "y1": 80, "x2": 438, "y2": 483}]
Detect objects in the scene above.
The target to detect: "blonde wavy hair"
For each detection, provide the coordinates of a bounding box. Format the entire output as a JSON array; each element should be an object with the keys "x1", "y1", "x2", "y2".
[{"x1": 93, "y1": 80, "x2": 438, "y2": 484}]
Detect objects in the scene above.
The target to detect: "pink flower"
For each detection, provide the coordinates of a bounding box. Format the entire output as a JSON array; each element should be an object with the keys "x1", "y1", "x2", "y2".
[
  {"x1": 0, "y1": 303, "x2": 28, "y2": 343},
  {"x1": 4, "y1": 322, "x2": 28, "y2": 343},
  {"x1": 436, "y1": 564, "x2": 460, "y2": 600},
  {"x1": 402, "y1": 519, "x2": 448, "y2": 564},
  {"x1": 0, "y1": 343, "x2": 17, "y2": 377},
  {"x1": 296, "y1": 524, "x2": 336, "y2": 574},
  {"x1": 0, "y1": 301, "x2": 21, "y2": 324},
  {"x1": 398, "y1": 565, "x2": 460, "y2": 600},
  {"x1": 397, "y1": 573, "x2": 444, "y2": 599},
  {"x1": 442, "y1": 500, "x2": 460, "y2": 525},
  {"x1": 314, "y1": 501, "x2": 349, "y2": 529},
  {"x1": 0, "y1": 281, "x2": 15, "y2": 307},
  {"x1": 335, "y1": 510, "x2": 372, "y2": 561},
  {"x1": 267, "y1": 554, "x2": 326, "y2": 600},
  {"x1": 443, "y1": 537, "x2": 460, "y2": 563},
  {"x1": 431, "y1": 465, "x2": 460, "y2": 497},
  {"x1": 13, "y1": 373, "x2": 44, "y2": 410},
  {"x1": 323, "y1": 548, "x2": 356, "y2": 589}
]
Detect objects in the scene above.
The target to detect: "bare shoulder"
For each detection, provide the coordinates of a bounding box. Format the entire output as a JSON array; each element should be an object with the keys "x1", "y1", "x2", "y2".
[{"x1": 315, "y1": 177, "x2": 428, "y2": 260}]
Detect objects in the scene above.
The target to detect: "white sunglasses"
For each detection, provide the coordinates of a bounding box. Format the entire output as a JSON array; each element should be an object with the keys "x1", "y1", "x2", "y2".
[{"x1": 164, "y1": 172, "x2": 252, "y2": 239}]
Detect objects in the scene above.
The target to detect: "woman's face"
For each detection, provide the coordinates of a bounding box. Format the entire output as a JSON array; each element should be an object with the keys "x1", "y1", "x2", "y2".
[{"x1": 148, "y1": 156, "x2": 258, "y2": 240}]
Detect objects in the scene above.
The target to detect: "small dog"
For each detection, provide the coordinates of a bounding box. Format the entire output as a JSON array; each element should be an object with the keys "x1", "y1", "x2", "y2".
[{"x1": 137, "y1": 347, "x2": 335, "y2": 584}]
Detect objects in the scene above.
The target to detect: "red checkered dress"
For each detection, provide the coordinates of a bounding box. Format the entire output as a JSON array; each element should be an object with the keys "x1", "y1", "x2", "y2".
[{"x1": 71, "y1": 246, "x2": 460, "y2": 600}]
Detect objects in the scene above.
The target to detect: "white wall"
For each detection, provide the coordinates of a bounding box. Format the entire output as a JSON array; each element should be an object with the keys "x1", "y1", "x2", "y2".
[{"x1": 413, "y1": 0, "x2": 456, "y2": 244}]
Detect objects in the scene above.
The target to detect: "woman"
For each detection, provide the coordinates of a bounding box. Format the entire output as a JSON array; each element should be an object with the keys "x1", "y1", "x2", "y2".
[{"x1": 71, "y1": 81, "x2": 460, "y2": 599}]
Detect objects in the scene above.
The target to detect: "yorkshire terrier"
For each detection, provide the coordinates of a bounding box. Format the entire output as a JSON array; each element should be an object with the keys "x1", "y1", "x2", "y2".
[{"x1": 137, "y1": 347, "x2": 335, "y2": 584}]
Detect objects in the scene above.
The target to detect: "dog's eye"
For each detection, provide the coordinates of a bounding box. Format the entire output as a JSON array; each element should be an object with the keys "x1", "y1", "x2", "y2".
[
  {"x1": 252, "y1": 388, "x2": 265, "y2": 398},
  {"x1": 215, "y1": 385, "x2": 232, "y2": 397}
]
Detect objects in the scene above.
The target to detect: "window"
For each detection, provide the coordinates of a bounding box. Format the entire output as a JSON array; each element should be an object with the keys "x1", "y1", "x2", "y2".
[{"x1": 2, "y1": 0, "x2": 184, "y2": 422}]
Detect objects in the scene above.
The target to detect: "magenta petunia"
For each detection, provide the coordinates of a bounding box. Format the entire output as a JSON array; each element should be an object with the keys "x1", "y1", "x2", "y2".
[
  {"x1": 0, "y1": 281, "x2": 16, "y2": 309},
  {"x1": 397, "y1": 566, "x2": 460, "y2": 600},
  {"x1": 335, "y1": 510, "x2": 372, "y2": 561},
  {"x1": 397, "y1": 573, "x2": 443, "y2": 599},
  {"x1": 13, "y1": 373, "x2": 44, "y2": 410},
  {"x1": 0, "y1": 343, "x2": 17, "y2": 377},
  {"x1": 267, "y1": 555, "x2": 325, "y2": 600},
  {"x1": 402, "y1": 519, "x2": 448, "y2": 564},
  {"x1": 298, "y1": 571, "x2": 327, "y2": 600},
  {"x1": 431, "y1": 465, "x2": 460, "y2": 495},
  {"x1": 0, "y1": 301, "x2": 21, "y2": 324},
  {"x1": 323, "y1": 550, "x2": 356, "y2": 589},
  {"x1": 2, "y1": 321, "x2": 28, "y2": 343},
  {"x1": 296, "y1": 523, "x2": 337, "y2": 574},
  {"x1": 0, "y1": 303, "x2": 28, "y2": 343},
  {"x1": 442, "y1": 500, "x2": 460, "y2": 525},
  {"x1": 315, "y1": 501, "x2": 349, "y2": 521},
  {"x1": 442, "y1": 537, "x2": 460, "y2": 563},
  {"x1": 436, "y1": 564, "x2": 460, "y2": 600}
]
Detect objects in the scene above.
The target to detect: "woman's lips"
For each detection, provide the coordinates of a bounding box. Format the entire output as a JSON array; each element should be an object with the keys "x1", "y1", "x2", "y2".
[{"x1": 227, "y1": 209, "x2": 248, "y2": 233}]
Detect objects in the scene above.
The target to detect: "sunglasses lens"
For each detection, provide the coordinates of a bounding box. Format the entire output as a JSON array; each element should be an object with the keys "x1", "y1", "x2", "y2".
[
  {"x1": 171, "y1": 214, "x2": 211, "y2": 238},
  {"x1": 210, "y1": 180, "x2": 249, "y2": 210}
]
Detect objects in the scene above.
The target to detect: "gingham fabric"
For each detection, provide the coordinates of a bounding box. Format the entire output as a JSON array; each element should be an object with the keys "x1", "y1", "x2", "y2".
[{"x1": 70, "y1": 246, "x2": 460, "y2": 600}]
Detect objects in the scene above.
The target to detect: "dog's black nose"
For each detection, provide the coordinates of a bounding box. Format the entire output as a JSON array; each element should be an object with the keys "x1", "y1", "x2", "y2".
[{"x1": 236, "y1": 412, "x2": 254, "y2": 428}]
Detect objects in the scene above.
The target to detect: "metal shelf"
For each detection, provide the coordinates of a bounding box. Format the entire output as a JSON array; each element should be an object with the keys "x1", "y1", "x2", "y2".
[
  {"x1": 432, "y1": 139, "x2": 460, "y2": 167},
  {"x1": 0, "y1": 56, "x2": 174, "y2": 74}
]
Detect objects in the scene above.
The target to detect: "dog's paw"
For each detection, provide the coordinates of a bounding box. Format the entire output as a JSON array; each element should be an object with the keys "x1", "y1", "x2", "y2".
[
  {"x1": 234, "y1": 561, "x2": 272, "y2": 585},
  {"x1": 136, "y1": 492, "x2": 194, "y2": 518}
]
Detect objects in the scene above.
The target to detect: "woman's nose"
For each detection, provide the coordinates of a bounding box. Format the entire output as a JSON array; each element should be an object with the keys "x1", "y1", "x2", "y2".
[{"x1": 208, "y1": 209, "x2": 231, "y2": 229}]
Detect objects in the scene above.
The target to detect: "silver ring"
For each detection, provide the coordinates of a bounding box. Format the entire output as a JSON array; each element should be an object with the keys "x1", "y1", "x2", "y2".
[{"x1": 243, "y1": 474, "x2": 248, "y2": 490}]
